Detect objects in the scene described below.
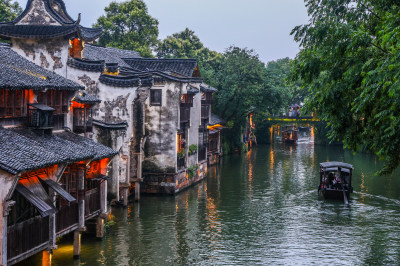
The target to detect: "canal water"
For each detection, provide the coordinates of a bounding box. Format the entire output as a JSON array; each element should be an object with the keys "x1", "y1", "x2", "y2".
[{"x1": 20, "y1": 138, "x2": 400, "y2": 265}]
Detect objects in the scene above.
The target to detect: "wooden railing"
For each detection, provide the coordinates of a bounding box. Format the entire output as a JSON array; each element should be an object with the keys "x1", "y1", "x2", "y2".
[
  {"x1": 56, "y1": 203, "x2": 79, "y2": 234},
  {"x1": 7, "y1": 216, "x2": 49, "y2": 261},
  {"x1": 85, "y1": 188, "x2": 100, "y2": 217}
]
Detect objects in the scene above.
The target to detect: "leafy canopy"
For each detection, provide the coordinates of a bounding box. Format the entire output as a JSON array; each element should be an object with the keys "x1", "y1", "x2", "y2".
[
  {"x1": 94, "y1": 0, "x2": 159, "y2": 58},
  {"x1": 212, "y1": 47, "x2": 281, "y2": 147},
  {"x1": 0, "y1": 0, "x2": 21, "y2": 22},
  {"x1": 292, "y1": 0, "x2": 400, "y2": 174}
]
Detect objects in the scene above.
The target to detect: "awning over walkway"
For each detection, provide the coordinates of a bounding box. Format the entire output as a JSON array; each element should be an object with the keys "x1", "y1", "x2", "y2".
[
  {"x1": 15, "y1": 184, "x2": 56, "y2": 217},
  {"x1": 39, "y1": 178, "x2": 76, "y2": 203}
]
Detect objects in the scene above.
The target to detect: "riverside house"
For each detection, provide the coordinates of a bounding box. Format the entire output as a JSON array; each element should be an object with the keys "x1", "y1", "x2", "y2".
[
  {"x1": 0, "y1": 44, "x2": 117, "y2": 265},
  {"x1": 0, "y1": 0, "x2": 222, "y2": 200}
]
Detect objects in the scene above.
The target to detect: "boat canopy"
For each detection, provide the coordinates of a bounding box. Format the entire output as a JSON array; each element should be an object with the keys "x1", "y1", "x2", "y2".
[{"x1": 320, "y1": 162, "x2": 353, "y2": 170}]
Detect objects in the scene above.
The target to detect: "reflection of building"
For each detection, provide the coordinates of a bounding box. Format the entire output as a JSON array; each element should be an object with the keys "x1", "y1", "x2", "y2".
[
  {"x1": 243, "y1": 112, "x2": 257, "y2": 148},
  {"x1": 207, "y1": 114, "x2": 226, "y2": 165},
  {"x1": 0, "y1": 45, "x2": 116, "y2": 265}
]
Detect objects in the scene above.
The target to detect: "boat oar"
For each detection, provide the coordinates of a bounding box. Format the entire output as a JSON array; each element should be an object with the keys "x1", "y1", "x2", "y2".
[{"x1": 340, "y1": 182, "x2": 348, "y2": 205}]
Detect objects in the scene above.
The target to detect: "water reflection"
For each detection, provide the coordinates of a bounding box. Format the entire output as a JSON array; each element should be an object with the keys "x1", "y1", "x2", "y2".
[{"x1": 18, "y1": 142, "x2": 400, "y2": 265}]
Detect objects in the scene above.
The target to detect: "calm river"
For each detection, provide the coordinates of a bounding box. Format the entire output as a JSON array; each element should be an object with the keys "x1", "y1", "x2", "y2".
[{"x1": 20, "y1": 138, "x2": 400, "y2": 265}]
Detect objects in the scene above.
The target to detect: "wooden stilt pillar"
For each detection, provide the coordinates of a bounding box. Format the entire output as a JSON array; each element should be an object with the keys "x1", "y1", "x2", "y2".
[
  {"x1": 96, "y1": 217, "x2": 104, "y2": 238},
  {"x1": 73, "y1": 231, "x2": 81, "y2": 259},
  {"x1": 42, "y1": 250, "x2": 52, "y2": 266},
  {"x1": 135, "y1": 181, "x2": 140, "y2": 201}
]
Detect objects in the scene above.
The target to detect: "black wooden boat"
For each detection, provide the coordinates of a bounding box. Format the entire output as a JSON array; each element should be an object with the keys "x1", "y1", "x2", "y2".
[
  {"x1": 318, "y1": 162, "x2": 353, "y2": 204},
  {"x1": 282, "y1": 125, "x2": 298, "y2": 144}
]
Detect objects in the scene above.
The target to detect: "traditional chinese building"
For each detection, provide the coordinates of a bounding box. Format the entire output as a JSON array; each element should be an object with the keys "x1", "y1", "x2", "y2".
[
  {"x1": 0, "y1": 43, "x2": 117, "y2": 265},
  {"x1": 0, "y1": 0, "x2": 220, "y2": 202}
]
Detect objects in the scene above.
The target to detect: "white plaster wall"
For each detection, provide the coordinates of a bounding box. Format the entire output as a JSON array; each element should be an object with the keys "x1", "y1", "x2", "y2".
[
  {"x1": 11, "y1": 38, "x2": 70, "y2": 77},
  {"x1": 144, "y1": 82, "x2": 181, "y2": 170},
  {"x1": 188, "y1": 90, "x2": 202, "y2": 167}
]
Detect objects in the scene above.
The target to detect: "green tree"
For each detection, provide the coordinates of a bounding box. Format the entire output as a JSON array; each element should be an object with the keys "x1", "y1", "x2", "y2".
[
  {"x1": 0, "y1": 0, "x2": 21, "y2": 22},
  {"x1": 291, "y1": 0, "x2": 400, "y2": 174},
  {"x1": 265, "y1": 58, "x2": 306, "y2": 115},
  {"x1": 212, "y1": 47, "x2": 280, "y2": 150},
  {"x1": 94, "y1": 0, "x2": 159, "y2": 58}
]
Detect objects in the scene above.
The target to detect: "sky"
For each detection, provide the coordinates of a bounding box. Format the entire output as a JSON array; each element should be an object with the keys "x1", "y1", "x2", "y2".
[{"x1": 15, "y1": 0, "x2": 309, "y2": 63}]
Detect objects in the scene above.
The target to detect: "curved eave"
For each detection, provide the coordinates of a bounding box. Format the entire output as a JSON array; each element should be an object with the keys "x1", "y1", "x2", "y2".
[
  {"x1": 67, "y1": 57, "x2": 105, "y2": 72},
  {"x1": 0, "y1": 25, "x2": 78, "y2": 39},
  {"x1": 99, "y1": 74, "x2": 141, "y2": 88},
  {"x1": 78, "y1": 26, "x2": 103, "y2": 41}
]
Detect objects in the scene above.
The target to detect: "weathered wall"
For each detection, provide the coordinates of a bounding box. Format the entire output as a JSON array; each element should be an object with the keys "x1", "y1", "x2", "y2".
[
  {"x1": 144, "y1": 82, "x2": 181, "y2": 172},
  {"x1": 142, "y1": 161, "x2": 207, "y2": 194},
  {"x1": 12, "y1": 38, "x2": 69, "y2": 76},
  {"x1": 0, "y1": 170, "x2": 18, "y2": 265}
]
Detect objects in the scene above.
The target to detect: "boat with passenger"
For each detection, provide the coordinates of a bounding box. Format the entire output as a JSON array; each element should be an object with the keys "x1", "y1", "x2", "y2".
[
  {"x1": 318, "y1": 162, "x2": 354, "y2": 204},
  {"x1": 282, "y1": 125, "x2": 298, "y2": 143}
]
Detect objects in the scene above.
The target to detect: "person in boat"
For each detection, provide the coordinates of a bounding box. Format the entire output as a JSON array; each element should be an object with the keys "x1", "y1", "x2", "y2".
[{"x1": 332, "y1": 171, "x2": 343, "y2": 188}]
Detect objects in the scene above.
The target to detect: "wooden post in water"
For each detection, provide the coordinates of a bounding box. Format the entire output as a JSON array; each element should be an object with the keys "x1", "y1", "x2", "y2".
[{"x1": 73, "y1": 231, "x2": 81, "y2": 259}]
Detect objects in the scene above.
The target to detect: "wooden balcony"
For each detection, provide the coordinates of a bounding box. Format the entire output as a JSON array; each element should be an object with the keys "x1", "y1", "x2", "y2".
[
  {"x1": 56, "y1": 203, "x2": 79, "y2": 236},
  {"x1": 73, "y1": 119, "x2": 93, "y2": 134},
  {"x1": 85, "y1": 188, "x2": 101, "y2": 218},
  {"x1": 7, "y1": 216, "x2": 49, "y2": 264},
  {"x1": 180, "y1": 107, "x2": 191, "y2": 123}
]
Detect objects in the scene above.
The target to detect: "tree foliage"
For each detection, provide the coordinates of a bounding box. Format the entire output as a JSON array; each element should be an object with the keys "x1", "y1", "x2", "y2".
[
  {"x1": 0, "y1": 0, "x2": 21, "y2": 22},
  {"x1": 292, "y1": 0, "x2": 400, "y2": 174},
  {"x1": 212, "y1": 47, "x2": 281, "y2": 148},
  {"x1": 265, "y1": 58, "x2": 306, "y2": 115},
  {"x1": 94, "y1": 0, "x2": 159, "y2": 58}
]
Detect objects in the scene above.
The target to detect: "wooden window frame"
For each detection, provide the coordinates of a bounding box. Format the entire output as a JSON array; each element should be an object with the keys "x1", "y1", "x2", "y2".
[
  {"x1": 0, "y1": 90, "x2": 27, "y2": 118},
  {"x1": 150, "y1": 89, "x2": 162, "y2": 106}
]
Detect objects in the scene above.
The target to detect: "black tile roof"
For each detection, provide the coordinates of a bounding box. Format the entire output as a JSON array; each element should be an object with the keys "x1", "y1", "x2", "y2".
[
  {"x1": 123, "y1": 58, "x2": 198, "y2": 78},
  {"x1": 72, "y1": 91, "x2": 101, "y2": 104},
  {"x1": 99, "y1": 74, "x2": 141, "y2": 88},
  {"x1": 0, "y1": 45, "x2": 83, "y2": 90},
  {"x1": 83, "y1": 44, "x2": 141, "y2": 68},
  {"x1": 0, "y1": 25, "x2": 77, "y2": 39},
  {"x1": 0, "y1": 127, "x2": 117, "y2": 175},
  {"x1": 93, "y1": 120, "x2": 128, "y2": 130},
  {"x1": 56, "y1": 131, "x2": 118, "y2": 161},
  {"x1": 0, "y1": 0, "x2": 102, "y2": 41},
  {"x1": 77, "y1": 26, "x2": 103, "y2": 42},
  {"x1": 200, "y1": 83, "x2": 218, "y2": 93},
  {"x1": 0, "y1": 25, "x2": 102, "y2": 41},
  {"x1": 67, "y1": 57, "x2": 105, "y2": 72},
  {"x1": 209, "y1": 114, "x2": 226, "y2": 126},
  {"x1": 187, "y1": 85, "x2": 200, "y2": 95}
]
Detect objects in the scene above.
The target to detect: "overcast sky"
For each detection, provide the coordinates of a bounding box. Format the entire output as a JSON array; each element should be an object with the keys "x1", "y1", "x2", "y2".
[{"x1": 15, "y1": 0, "x2": 309, "y2": 63}]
